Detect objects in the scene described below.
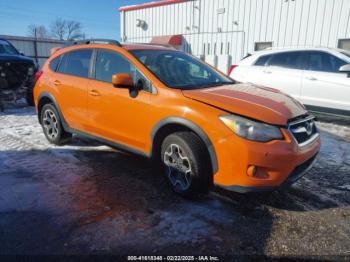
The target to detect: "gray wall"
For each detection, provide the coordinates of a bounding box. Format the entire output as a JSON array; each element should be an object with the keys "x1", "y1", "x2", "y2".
[{"x1": 1, "y1": 35, "x2": 66, "y2": 67}]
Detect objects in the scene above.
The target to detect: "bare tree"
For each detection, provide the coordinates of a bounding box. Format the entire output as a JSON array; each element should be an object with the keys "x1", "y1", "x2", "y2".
[
  {"x1": 27, "y1": 24, "x2": 50, "y2": 39},
  {"x1": 50, "y1": 18, "x2": 67, "y2": 40},
  {"x1": 50, "y1": 18, "x2": 84, "y2": 41},
  {"x1": 66, "y1": 20, "x2": 84, "y2": 40}
]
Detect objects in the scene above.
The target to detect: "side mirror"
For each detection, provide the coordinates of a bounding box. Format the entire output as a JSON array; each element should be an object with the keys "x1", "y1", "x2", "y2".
[
  {"x1": 112, "y1": 73, "x2": 134, "y2": 88},
  {"x1": 128, "y1": 79, "x2": 145, "y2": 98},
  {"x1": 339, "y1": 64, "x2": 350, "y2": 73},
  {"x1": 135, "y1": 78, "x2": 145, "y2": 91}
]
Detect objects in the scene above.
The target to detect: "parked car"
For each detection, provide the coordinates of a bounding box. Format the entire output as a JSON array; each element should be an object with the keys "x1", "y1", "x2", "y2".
[
  {"x1": 34, "y1": 39, "x2": 320, "y2": 197},
  {"x1": 229, "y1": 47, "x2": 350, "y2": 118},
  {"x1": 0, "y1": 38, "x2": 36, "y2": 110}
]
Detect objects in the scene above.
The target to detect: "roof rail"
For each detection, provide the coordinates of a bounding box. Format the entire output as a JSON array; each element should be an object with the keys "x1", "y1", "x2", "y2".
[
  {"x1": 64, "y1": 39, "x2": 122, "y2": 47},
  {"x1": 264, "y1": 45, "x2": 330, "y2": 50}
]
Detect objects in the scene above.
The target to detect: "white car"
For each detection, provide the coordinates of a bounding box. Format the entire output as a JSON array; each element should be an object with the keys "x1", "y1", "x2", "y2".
[{"x1": 229, "y1": 47, "x2": 350, "y2": 117}]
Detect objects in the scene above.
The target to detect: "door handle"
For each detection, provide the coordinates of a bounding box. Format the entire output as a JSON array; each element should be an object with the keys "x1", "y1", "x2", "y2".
[
  {"x1": 263, "y1": 70, "x2": 272, "y2": 74},
  {"x1": 305, "y1": 76, "x2": 317, "y2": 81},
  {"x1": 53, "y1": 80, "x2": 61, "y2": 86},
  {"x1": 89, "y1": 90, "x2": 101, "y2": 96}
]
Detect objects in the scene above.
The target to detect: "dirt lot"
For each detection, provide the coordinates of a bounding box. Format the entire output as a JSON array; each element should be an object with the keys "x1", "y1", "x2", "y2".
[{"x1": 0, "y1": 107, "x2": 349, "y2": 259}]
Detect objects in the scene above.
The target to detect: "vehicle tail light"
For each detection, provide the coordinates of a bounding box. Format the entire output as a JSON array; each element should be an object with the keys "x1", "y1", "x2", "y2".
[
  {"x1": 228, "y1": 65, "x2": 238, "y2": 76},
  {"x1": 35, "y1": 70, "x2": 43, "y2": 83}
]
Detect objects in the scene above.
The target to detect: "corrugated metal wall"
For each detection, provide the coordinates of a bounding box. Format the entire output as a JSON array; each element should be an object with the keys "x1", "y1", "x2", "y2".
[
  {"x1": 121, "y1": 0, "x2": 350, "y2": 73},
  {"x1": 1, "y1": 35, "x2": 65, "y2": 67}
]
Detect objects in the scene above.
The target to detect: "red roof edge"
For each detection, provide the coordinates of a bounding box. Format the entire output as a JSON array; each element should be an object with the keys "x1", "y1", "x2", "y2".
[
  {"x1": 119, "y1": 0, "x2": 188, "y2": 12},
  {"x1": 151, "y1": 35, "x2": 183, "y2": 46}
]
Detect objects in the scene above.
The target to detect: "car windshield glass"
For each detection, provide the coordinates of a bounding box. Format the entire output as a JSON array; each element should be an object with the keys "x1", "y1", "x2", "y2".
[
  {"x1": 130, "y1": 50, "x2": 234, "y2": 89},
  {"x1": 0, "y1": 40, "x2": 19, "y2": 55}
]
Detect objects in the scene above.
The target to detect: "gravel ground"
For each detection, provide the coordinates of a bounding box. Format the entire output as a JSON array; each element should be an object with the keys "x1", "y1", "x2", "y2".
[{"x1": 0, "y1": 107, "x2": 349, "y2": 259}]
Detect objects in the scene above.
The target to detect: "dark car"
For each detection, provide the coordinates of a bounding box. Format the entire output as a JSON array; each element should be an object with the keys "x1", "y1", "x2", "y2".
[{"x1": 0, "y1": 38, "x2": 36, "y2": 110}]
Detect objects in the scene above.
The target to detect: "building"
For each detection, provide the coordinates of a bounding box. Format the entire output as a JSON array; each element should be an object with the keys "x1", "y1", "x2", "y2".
[
  {"x1": 119, "y1": 0, "x2": 350, "y2": 73},
  {"x1": 1, "y1": 35, "x2": 65, "y2": 67}
]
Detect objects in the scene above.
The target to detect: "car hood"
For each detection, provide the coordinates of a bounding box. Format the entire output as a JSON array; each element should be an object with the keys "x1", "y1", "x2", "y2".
[
  {"x1": 0, "y1": 54, "x2": 34, "y2": 64},
  {"x1": 182, "y1": 83, "x2": 307, "y2": 126}
]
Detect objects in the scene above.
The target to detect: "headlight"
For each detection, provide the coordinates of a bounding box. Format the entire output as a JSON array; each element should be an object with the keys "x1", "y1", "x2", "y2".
[
  {"x1": 28, "y1": 66, "x2": 34, "y2": 76},
  {"x1": 220, "y1": 115, "x2": 283, "y2": 142}
]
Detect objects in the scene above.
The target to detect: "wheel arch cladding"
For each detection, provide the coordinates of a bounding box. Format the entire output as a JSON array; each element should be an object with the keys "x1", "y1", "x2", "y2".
[
  {"x1": 151, "y1": 117, "x2": 218, "y2": 174},
  {"x1": 37, "y1": 92, "x2": 67, "y2": 129}
]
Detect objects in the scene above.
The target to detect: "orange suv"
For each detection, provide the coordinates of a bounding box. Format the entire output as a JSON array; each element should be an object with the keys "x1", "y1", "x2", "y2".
[{"x1": 34, "y1": 39, "x2": 320, "y2": 196}]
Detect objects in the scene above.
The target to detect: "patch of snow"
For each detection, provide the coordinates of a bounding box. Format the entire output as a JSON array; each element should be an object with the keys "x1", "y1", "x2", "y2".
[
  {"x1": 317, "y1": 122, "x2": 350, "y2": 142},
  {"x1": 338, "y1": 185, "x2": 350, "y2": 191}
]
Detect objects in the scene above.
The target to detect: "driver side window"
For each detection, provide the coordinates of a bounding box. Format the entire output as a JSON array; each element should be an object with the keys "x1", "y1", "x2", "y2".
[
  {"x1": 306, "y1": 51, "x2": 347, "y2": 73},
  {"x1": 94, "y1": 49, "x2": 151, "y2": 92}
]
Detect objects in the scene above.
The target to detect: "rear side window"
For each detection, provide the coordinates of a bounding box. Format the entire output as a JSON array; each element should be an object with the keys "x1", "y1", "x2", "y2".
[
  {"x1": 57, "y1": 49, "x2": 93, "y2": 78},
  {"x1": 254, "y1": 55, "x2": 271, "y2": 66},
  {"x1": 49, "y1": 56, "x2": 61, "y2": 71},
  {"x1": 306, "y1": 51, "x2": 347, "y2": 73},
  {"x1": 268, "y1": 52, "x2": 303, "y2": 69},
  {"x1": 95, "y1": 49, "x2": 135, "y2": 83}
]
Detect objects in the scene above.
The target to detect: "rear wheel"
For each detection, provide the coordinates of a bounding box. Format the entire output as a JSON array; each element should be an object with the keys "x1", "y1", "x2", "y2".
[
  {"x1": 161, "y1": 132, "x2": 212, "y2": 197},
  {"x1": 40, "y1": 104, "x2": 72, "y2": 145}
]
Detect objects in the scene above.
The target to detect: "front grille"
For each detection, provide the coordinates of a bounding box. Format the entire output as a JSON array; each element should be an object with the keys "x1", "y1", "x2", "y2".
[
  {"x1": 288, "y1": 115, "x2": 318, "y2": 145},
  {"x1": 0, "y1": 62, "x2": 31, "y2": 89}
]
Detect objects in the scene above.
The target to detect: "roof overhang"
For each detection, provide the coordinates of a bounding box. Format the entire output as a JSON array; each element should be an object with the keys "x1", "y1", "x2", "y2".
[
  {"x1": 151, "y1": 35, "x2": 183, "y2": 47},
  {"x1": 119, "y1": 0, "x2": 188, "y2": 12}
]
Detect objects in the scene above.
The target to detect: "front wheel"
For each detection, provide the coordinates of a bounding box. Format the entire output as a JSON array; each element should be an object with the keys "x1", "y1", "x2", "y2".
[
  {"x1": 26, "y1": 90, "x2": 34, "y2": 106},
  {"x1": 161, "y1": 132, "x2": 213, "y2": 197},
  {"x1": 26, "y1": 80, "x2": 35, "y2": 106}
]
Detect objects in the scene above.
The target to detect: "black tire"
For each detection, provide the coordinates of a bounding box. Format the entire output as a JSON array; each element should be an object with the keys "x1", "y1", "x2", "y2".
[
  {"x1": 40, "y1": 103, "x2": 72, "y2": 145},
  {"x1": 26, "y1": 90, "x2": 34, "y2": 106},
  {"x1": 161, "y1": 132, "x2": 213, "y2": 197},
  {"x1": 25, "y1": 80, "x2": 35, "y2": 106}
]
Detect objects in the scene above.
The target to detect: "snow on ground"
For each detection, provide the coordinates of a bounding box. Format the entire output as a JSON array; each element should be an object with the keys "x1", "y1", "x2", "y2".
[
  {"x1": 0, "y1": 107, "x2": 349, "y2": 256},
  {"x1": 317, "y1": 121, "x2": 350, "y2": 142}
]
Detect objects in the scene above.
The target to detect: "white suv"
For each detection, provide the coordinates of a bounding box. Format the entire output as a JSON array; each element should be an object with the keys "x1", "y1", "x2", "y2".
[{"x1": 229, "y1": 47, "x2": 350, "y2": 117}]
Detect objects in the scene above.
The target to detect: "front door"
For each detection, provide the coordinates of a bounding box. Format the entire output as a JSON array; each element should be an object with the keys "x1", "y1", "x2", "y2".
[
  {"x1": 87, "y1": 49, "x2": 152, "y2": 154},
  {"x1": 301, "y1": 51, "x2": 350, "y2": 113}
]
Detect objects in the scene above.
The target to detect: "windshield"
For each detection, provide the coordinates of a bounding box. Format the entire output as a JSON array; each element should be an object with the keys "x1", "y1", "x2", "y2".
[
  {"x1": 0, "y1": 40, "x2": 19, "y2": 55},
  {"x1": 130, "y1": 50, "x2": 234, "y2": 89}
]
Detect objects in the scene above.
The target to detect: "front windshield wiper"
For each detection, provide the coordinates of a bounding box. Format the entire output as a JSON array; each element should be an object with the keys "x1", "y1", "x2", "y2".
[
  {"x1": 172, "y1": 81, "x2": 234, "y2": 90},
  {"x1": 196, "y1": 82, "x2": 234, "y2": 88}
]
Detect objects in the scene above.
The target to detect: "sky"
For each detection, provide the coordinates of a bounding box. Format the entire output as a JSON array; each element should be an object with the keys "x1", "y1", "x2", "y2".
[{"x1": 0, "y1": 0, "x2": 150, "y2": 40}]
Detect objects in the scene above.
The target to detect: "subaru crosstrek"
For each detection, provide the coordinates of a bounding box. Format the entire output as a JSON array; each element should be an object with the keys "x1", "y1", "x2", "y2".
[{"x1": 34, "y1": 39, "x2": 320, "y2": 197}]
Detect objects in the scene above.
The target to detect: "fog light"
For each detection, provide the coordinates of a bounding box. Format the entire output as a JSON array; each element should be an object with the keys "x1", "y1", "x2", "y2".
[{"x1": 247, "y1": 165, "x2": 257, "y2": 177}]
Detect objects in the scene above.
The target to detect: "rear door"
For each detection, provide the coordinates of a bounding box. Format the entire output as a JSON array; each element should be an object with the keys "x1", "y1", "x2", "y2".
[
  {"x1": 53, "y1": 49, "x2": 93, "y2": 130},
  {"x1": 86, "y1": 49, "x2": 152, "y2": 153},
  {"x1": 301, "y1": 51, "x2": 350, "y2": 113},
  {"x1": 258, "y1": 51, "x2": 304, "y2": 99}
]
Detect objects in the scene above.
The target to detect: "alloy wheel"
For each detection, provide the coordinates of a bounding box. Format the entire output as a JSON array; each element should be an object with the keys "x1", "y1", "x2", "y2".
[
  {"x1": 163, "y1": 143, "x2": 193, "y2": 191},
  {"x1": 42, "y1": 109, "x2": 59, "y2": 140}
]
